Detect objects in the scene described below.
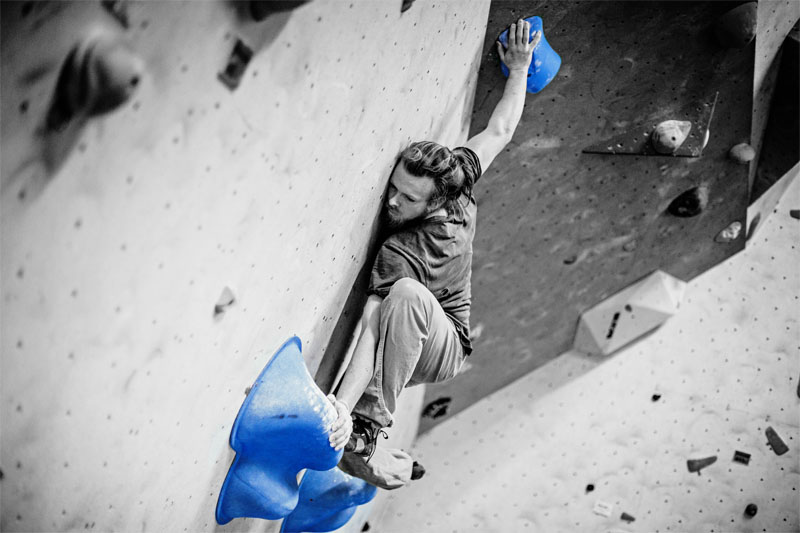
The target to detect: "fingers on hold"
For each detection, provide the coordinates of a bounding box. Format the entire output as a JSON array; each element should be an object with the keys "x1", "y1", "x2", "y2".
[{"x1": 496, "y1": 41, "x2": 505, "y2": 60}]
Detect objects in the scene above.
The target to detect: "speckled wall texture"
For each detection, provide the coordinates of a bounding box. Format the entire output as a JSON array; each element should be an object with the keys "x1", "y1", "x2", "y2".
[{"x1": 0, "y1": 1, "x2": 489, "y2": 531}]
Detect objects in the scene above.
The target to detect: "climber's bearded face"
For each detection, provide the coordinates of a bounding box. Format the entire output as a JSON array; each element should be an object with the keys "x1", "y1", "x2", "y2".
[{"x1": 382, "y1": 163, "x2": 438, "y2": 230}]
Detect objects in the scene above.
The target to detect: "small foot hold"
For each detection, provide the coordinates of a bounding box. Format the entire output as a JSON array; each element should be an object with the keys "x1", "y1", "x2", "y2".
[
  {"x1": 401, "y1": 0, "x2": 415, "y2": 13},
  {"x1": 729, "y1": 143, "x2": 755, "y2": 164},
  {"x1": 411, "y1": 461, "x2": 425, "y2": 480},
  {"x1": 687, "y1": 455, "x2": 717, "y2": 474}
]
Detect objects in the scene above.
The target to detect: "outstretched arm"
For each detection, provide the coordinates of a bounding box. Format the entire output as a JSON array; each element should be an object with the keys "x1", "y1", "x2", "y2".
[
  {"x1": 465, "y1": 19, "x2": 540, "y2": 174},
  {"x1": 328, "y1": 294, "x2": 382, "y2": 450}
]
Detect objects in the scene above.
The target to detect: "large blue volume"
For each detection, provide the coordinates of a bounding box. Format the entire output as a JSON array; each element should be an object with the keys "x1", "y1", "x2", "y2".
[
  {"x1": 498, "y1": 15, "x2": 561, "y2": 93},
  {"x1": 281, "y1": 468, "x2": 378, "y2": 532},
  {"x1": 215, "y1": 337, "x2": 344, "y2": 525}
]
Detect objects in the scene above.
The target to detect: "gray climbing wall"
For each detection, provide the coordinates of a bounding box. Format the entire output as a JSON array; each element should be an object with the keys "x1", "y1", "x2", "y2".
[
  {"x1": 750, "y1": 0, "x2": 800, "y2": 193},
  {"x1": 0, "y1": 1, "x2": 489, "y2": 531},
  {"x1": 420, "y1": 0, "x2": 762, "y2": 433}
]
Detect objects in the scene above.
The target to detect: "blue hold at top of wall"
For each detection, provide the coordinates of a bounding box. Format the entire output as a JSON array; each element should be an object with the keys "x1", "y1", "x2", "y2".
[{"x1": 498, "y1": 15, "x2": 561, "y2": 93}]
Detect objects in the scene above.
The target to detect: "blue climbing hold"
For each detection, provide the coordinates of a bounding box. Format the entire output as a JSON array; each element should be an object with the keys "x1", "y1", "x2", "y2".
[
  {"x1": 498, "y1": 15, "x2": 561, "y2": 93},
  {"x1": 215, "y1": 337, "x2": 344, "y2": 525},
  {"x1": 281, "y1": 467, "x2": 377, "y2": 532}
]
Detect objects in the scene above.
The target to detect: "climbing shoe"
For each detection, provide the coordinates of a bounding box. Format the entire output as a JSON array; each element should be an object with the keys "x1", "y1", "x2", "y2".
[{"x1": 345, "y1": 413, "x2": 386, "y2": 461}]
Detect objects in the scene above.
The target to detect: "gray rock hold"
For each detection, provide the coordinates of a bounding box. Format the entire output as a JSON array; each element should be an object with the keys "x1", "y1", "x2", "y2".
[
  {"x1": 652, "y1": 120, "x2": 692, "y2": 154},
  {"x1": 729, "y1": 143, "x2": 755, "y2": 164}
]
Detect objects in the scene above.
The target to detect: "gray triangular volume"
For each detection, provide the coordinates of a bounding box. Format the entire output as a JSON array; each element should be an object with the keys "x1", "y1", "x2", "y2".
[{"x1": 582, "y1": 92, "x2": 718, "y2": 157}]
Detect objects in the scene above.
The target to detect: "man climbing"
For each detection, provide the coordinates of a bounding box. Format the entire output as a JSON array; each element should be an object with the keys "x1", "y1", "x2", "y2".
[{"x1": 327, "y1": 19, "x2": 540, "y2": 489}]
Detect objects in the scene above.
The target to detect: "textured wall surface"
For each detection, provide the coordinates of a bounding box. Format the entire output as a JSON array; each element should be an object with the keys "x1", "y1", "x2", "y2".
[
  {"x1": 376, "y1": 170, "x2": 800, "y2": 533},
  {"x1": 420, "y1": 0, "x2": 756, "y2": 433},
  {"x1": 0, "y1": 1, "x2": 489, "y2": 531}
]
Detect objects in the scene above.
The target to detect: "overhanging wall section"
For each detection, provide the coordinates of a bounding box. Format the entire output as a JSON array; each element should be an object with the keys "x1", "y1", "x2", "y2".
[
  {"x1": 421, "y1": 0, "x2": 754, "y2": 433},
  {"x1": 0, "y1": 1, "x2": 489, "y2": 531}
]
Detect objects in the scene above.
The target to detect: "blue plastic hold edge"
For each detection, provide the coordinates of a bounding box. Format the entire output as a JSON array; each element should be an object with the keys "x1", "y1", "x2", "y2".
[
  {"x1": 215, "y1": 336, "x2": 344, "y2": 525},
  {"x1": 281, "y1": 467, "x2": 378, "y2": 533},
  {"x1": 498, "y1": 15, "x2": 561, "y2": 94}
]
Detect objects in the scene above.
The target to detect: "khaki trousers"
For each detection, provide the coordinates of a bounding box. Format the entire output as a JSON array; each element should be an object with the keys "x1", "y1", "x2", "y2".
[{"x1": 340, "y1": 278, "x2": 465, "y2": 489}]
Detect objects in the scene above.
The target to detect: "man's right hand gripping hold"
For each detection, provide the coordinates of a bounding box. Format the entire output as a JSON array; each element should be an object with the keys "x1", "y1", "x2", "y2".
[{"x1": 327, "y1": 19, "x2": 540, "y2": 490}]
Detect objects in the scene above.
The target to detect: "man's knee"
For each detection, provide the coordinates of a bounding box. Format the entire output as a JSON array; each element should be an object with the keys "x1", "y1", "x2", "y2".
[{"x1": 387, "y1": 278, "x2": 429, "y2": 305}]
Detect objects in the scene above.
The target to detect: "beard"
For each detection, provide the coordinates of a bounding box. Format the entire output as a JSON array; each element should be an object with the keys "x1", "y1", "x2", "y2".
[{"x1": 381, "y1": 205, "x2": 426, "y2": 232}]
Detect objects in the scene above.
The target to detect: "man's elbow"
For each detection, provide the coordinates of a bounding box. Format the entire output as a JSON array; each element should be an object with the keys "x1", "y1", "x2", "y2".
[{"x1": 488, "y1": 121, "x2": 515, "y2": 145}]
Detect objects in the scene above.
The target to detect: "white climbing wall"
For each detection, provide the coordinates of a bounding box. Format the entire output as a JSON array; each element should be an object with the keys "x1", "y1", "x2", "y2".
[
  {"x1": 374, "y1": 177, "x2": 799, "y2": 532},
  {"x1": 0, "y1": 1, "x2": 489, "y2": 531}
]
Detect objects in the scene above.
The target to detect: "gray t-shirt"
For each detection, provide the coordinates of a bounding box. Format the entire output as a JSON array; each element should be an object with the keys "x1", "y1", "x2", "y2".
[{"x1": 368, "y1": 147, "x2": 482, "y2": 355}]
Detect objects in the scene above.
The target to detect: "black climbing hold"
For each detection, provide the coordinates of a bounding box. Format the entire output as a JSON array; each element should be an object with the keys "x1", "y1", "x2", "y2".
[
  {"x1": 218, "y1": 39, "x2": 253, "y2": 91},
  {"x1": 411, "y1": 461, "x2": 426, "y2": 480},
  {"x1": 422, "y1": 397, "x2": 451, "y2": 419},
  {"x1": 20, "y1": 1, "x2": 34, "y2": 18},
  {"x1": 667, "y1": 186, "x2": 709, "y2": 218},
  {"x1": 361, "y1": 521, "x2": 371, "y2": 532},
  {"x1": 605, "y1": 312, "x2": 620, "y2": 339},
  {"x1": 715, "y1": 2, "x2": 757, "y2": 48},
  {"x1": 732, "y1": 450, "x2": 751, "y2": 465},
  {"x1": 244, "y1": 386, "x2": 252, "y2": 396},
  {"x1": 687, "y1": 455, "x2": 717, "y2": 474},
  {"x1": 47, "y1": 34, "x2": 144, "y2": 130},
  {"x1": 563, "y1": 255, "x2": 577, "y2": 265},
  {"x1": 214, "y1": 286, "x2": 236, "y2": 318},
  {"x1": 651, "y1": 394, "x2": 661, "y2": 402},
  {"x1": 744, "y1": 503, "x2": 758, "y2": 517},
  {"x1": 747, "y1": 212, "x2": 761, "y2": 240},
  {"x1": 401, "y1": 0, "x2": 416, "y2": 13},
  {"x1": 585, "y1": 483, "x2": 595, "y2": 493},
  {"x1": 765, "y1": 426, "x2": 789, "y2": 456},
  {"x1": 790, "y1": 209, "x2": 800, "y2": 220},
  {"x1": 101, "y1": 0, "x2": 130, "y2": 28},
  {"x1": 620, "y1": 512, "x2": 635, "y2": 523},
  {"x1": 250, "y1": 0, "x2": 309, "y2": 21}
]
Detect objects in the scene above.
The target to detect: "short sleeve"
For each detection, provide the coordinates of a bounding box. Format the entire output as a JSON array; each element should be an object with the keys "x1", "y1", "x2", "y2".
[
  {"x1": 368, "y1": 240, "x2": 428, "y2": 297},
  {"x1": 453, "y1": 146, "x2": 483, "y2": 185}
]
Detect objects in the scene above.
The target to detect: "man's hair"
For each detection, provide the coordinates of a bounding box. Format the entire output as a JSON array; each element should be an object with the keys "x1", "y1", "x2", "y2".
[{"x1": 398, "y1": 141, "x2": 477, "y2": 215}]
